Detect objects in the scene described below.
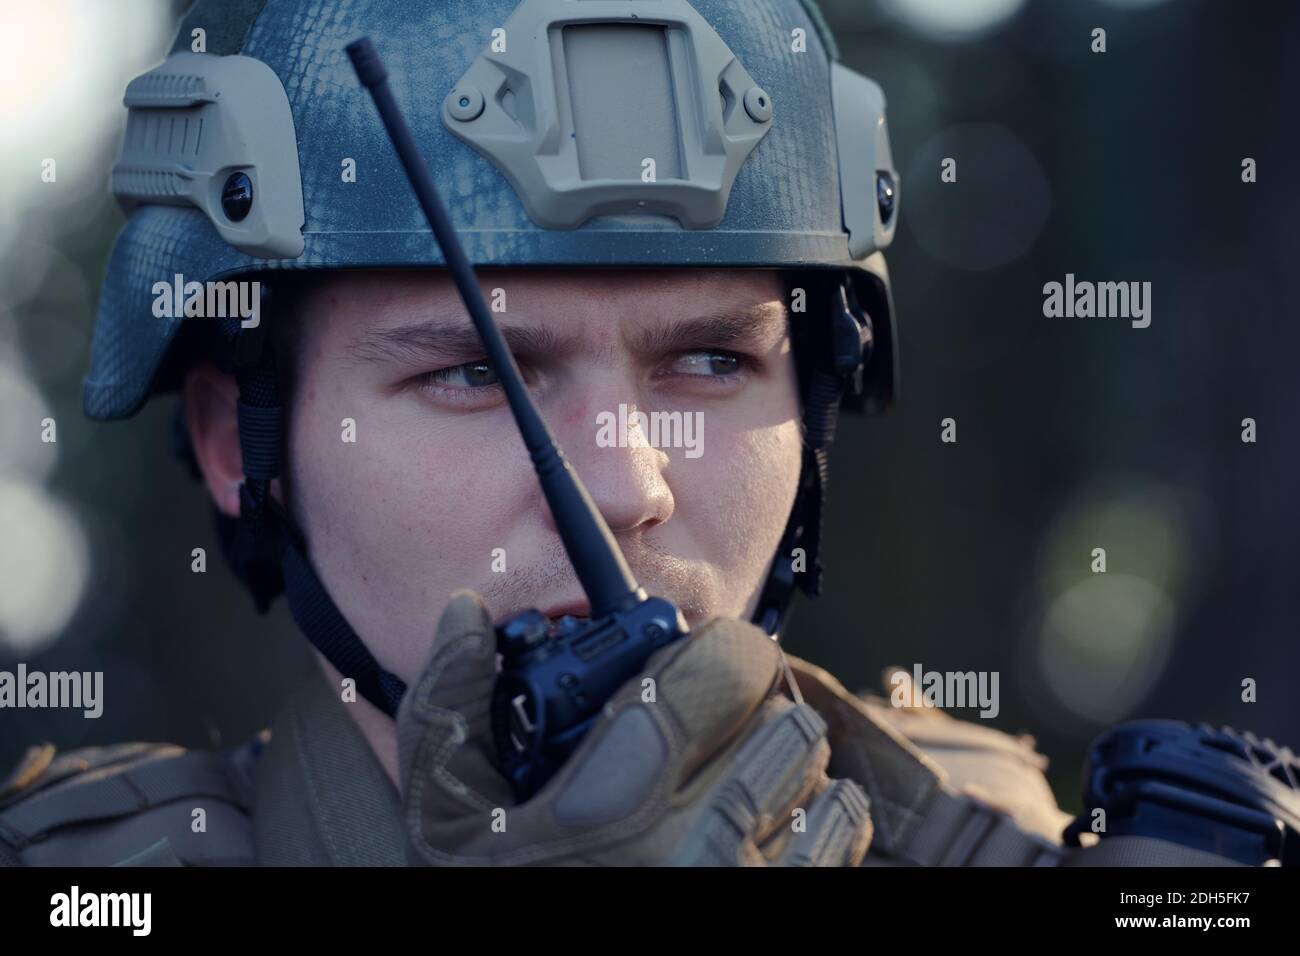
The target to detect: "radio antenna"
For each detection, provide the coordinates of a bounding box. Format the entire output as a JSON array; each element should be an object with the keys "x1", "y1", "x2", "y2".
[{"x1": 346, "y1": 37, "x2": 643, "y2": 619}]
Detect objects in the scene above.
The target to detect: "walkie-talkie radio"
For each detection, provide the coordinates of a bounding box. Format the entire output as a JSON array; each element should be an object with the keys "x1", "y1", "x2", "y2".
[{"x1": 348, "y1": 38, "x2": 689, "y2": 800}]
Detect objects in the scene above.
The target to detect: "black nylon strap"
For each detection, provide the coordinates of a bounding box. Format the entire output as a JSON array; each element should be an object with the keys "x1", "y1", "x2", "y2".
[
  {"x1": 803, "y1": 369, "x2": 845, "y2": 451},
  {"x1": 278, "y1": 526, "x2": 407, "y2": 716},
  {"x1": 231, "y1": 347, "x2": 284, "y2": 611},
  {"x1": 753, "y1": 369, "x2": 844, "y2": 635},
  {"x1": 231, "y1": 320, "x2": 407, "y2": 718},
  {"x1": 237, "y1": 401, "x2": 282, "y2": 480}
]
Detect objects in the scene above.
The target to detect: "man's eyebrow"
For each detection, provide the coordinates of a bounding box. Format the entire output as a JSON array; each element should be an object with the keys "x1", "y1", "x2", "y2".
[
  {"x1": 348, "y1": 318, "x2": 574, "y2": 367},
  {"x1": 348, "y1": 302, "x2": 790, "y2": 367},
  {"x1": 627, "y1": 302, "x2": 791, "y2": 356}
]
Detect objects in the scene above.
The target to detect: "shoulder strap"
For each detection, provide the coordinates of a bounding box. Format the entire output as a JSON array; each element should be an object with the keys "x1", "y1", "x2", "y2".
[
  {"x1": 881, "y1": 788, "x2": 1063, "y2": 866},
  {"x1": 785, "y1": 654, "x2": 1065, "y2": 866}
]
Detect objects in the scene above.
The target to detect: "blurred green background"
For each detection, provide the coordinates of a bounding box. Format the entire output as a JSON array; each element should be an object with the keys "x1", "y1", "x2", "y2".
[{"x1": 2, "y1": 0, "x2": 1297, "y2": 811}]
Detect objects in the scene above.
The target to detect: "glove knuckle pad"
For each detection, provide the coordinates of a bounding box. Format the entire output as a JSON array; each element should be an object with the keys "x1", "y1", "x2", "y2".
[
  {"x1": 784, "y1": 779, "x2": 873, "y2": 867},
  {"x1": 653, "y1": 624, "x2": 782, "y2": 743}
]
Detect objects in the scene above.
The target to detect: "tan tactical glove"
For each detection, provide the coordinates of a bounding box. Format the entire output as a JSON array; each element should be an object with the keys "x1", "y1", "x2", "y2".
[{"x1": 395, "y1": 590, "x2": 872, "y2": 866}]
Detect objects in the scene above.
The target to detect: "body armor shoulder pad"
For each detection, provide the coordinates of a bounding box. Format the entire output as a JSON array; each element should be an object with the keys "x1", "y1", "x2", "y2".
[{"x1": 0, "y1": 734, "x2": 265, "y2": 867}]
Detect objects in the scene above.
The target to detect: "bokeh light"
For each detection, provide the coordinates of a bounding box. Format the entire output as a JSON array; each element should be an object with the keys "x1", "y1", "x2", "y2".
[
  {"x1": 1095, "y1": 0, "x2": 1173, "y2": 8},
  {"x1": 0, "y1": 0, "x2": 173, "y2": 654},
  {"x1": 0, "y1": 478, "x2": 90, "y2": 653},
  {"x1": 0, "y1": 353, "x2": 57, "y2": 484},
  {"x1": 903, "y1": 122, "x2": 1052, "y2": 271},
  {"x1": 1027, "y1": 479, "x2": 1207, "y2": 727},
  {"x1": 0, "y1": 0, "x2": 174, "y2": 257},
  {"x1": 1035, "y1": 573, "x2": 1176, "y2": 725}
]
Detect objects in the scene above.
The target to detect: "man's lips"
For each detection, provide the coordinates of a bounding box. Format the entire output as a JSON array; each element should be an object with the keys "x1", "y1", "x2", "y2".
[
  {"x1": 495, "y1": 596, "x2": 699, "y2": 628},
  {"x1": 490, "y1": 599, "x2": 593, "y2": 627},
  {"x1": 538, "y1": 600, "x2": 593, "y2": 621}
]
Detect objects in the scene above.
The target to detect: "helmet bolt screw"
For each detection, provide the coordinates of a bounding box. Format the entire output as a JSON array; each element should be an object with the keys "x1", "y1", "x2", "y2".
[
  {"x1": 446, "y1": 85, "x2": 485, "y2": 121},
  {"x1": 876, "y1": 171, "x2": 896, "y2": 224},
  {"x1": 221, "y1": 172, "x2": 253, "y2": 222},
  {"x1": 743, "y1": 86, "x2": 772, "y2": 123}
]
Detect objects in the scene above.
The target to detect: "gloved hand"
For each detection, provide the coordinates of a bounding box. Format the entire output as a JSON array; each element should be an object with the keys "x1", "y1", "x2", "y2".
[{"x1": 395, "y1": 590, "x2": 872, "y2": 866}]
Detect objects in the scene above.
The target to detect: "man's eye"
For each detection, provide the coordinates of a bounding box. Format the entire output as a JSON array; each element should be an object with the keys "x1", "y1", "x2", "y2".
[
  {"x1": 666, "y1": 350, "x2": 748, "y2": 377},
  {"x1": 421, "y1": 360, "x2": 501, "y2": 389}
]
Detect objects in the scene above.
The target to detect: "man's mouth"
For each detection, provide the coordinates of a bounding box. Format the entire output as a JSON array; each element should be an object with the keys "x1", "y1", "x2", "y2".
[
  {"x1": 497, "y1": 596, "x2": 699, "y2": 630},
  {"x1": 539, "y1": 600, "x2": 593, "y2": 623},
  {"x1": 490, "y1": 601, "x2": 593, "y2": 632}
]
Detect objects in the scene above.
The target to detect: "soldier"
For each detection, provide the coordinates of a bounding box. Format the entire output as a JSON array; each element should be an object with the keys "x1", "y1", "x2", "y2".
[{"x1": 1, "y1": 0, "x2": 1280, "y2": 868}]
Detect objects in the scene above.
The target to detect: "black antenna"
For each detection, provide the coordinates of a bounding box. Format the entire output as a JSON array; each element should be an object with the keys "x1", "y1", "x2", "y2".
[{"x1": 346, "y1": 37, "x2": 643, "y2": 620}]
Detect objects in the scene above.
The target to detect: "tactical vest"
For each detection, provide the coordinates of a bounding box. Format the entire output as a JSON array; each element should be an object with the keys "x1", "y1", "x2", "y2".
[{"x1": 0, "y1": 738, "x2": 261, "y2": 866}]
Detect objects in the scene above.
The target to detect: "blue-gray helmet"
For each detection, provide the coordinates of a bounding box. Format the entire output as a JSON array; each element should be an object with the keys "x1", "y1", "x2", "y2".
[{"x1": 86, "y1": 0, "x2": 901, "y2": 714}]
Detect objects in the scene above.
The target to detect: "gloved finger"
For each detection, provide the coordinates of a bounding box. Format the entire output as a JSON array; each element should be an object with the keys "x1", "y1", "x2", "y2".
[
  {"x1": 666, "y1": 701, "x2": 830, "y2": 866},
  {"x1": 396, "y1": 589, "x2": 513, "y2": 827},
  {"x1": 629, "y1": 616, "x2": 785, "y2": 782},
  {"x1": 776, "y1": 777, "x2": 873, "y2": 867},
  {"x1": 723, "y1": 700, "x2": 831, "y2": 844}
]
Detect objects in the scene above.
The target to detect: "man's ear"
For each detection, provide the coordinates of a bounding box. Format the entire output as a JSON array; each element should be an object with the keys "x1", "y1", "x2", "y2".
[{"x1": 184, "y1": 361, "x2": 243, "y2": 517}]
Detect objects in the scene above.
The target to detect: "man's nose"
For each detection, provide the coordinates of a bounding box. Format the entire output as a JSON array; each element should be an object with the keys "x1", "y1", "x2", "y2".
[{"x1": 542, "y1": 383, "x2": 675, "y2": 536}]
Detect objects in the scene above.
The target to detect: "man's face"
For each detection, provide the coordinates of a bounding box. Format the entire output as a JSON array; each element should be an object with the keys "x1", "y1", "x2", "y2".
[{"x1": 277, "y1": 268, "x2": 804, "y2": 684}]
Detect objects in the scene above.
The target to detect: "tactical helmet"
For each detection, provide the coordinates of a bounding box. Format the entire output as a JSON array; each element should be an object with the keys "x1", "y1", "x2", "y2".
[{"x1": 87, "y1": 0, "x2": 901, "y2": 714}]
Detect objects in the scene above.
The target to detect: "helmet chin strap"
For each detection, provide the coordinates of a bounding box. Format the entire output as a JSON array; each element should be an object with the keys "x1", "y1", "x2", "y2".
[
  {"x1": 225, "y1": 312, "x2": 407, "y2": 719},
  {"x1": 753, "y1": 274, "x2": 875, "y2": 638},
  {"x1": 222, "y1": 274, "x2": 868, "y2": 717}
]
